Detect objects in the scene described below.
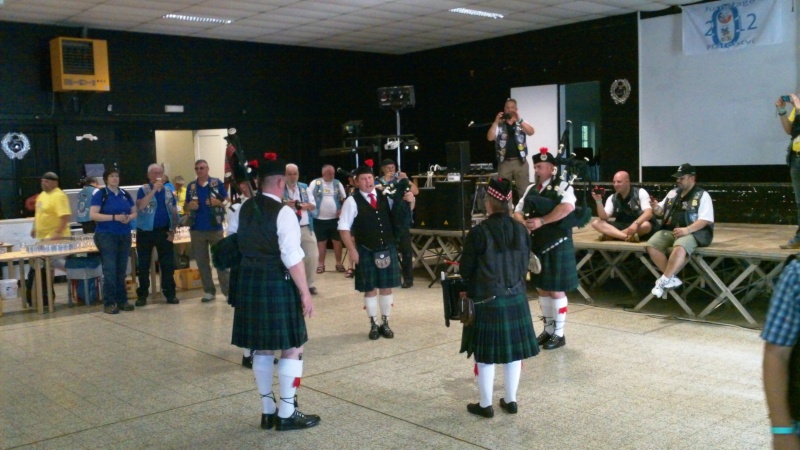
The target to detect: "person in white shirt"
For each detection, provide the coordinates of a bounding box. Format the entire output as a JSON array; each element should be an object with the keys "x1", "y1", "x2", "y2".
[
  {"x1": 310, "y1": 165, "x2": 347, "y2": 274},
  {"x1": 590, "y1": 171, "x2": 655, "y2": 243}
]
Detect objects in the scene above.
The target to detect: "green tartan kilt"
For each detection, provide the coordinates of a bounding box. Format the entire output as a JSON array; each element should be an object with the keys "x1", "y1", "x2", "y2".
[
  {"x1": 460, "y1": 293, "x2": 539, "y2": 364},
  {"x1": 231, "y1": 264, "x2": 308, "y2": 351},
  {"x1": 354, "y1": 245, "x2": 401, "y2": 292},
  {"x1": 226, "y1": 264, "x2": 239, "y2": 306},
  {"x1": 531, "y1": 238, "x2": 578, "y2": 292}
]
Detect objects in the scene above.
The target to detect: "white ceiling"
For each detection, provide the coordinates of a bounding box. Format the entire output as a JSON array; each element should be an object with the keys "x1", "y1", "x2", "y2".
[{"x1": 0, "y1": 0, "x2": 685, "y2": 54}]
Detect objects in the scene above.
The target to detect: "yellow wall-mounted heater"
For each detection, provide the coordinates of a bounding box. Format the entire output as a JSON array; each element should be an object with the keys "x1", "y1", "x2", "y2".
[{"x1": 50, "y1": 37, "x2": 110, "y2": 92}]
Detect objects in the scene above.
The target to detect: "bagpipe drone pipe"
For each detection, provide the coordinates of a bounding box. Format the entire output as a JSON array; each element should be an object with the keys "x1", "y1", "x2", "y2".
[{"x1": 223, "y1": 128, "x2": 258, "y2": 207}]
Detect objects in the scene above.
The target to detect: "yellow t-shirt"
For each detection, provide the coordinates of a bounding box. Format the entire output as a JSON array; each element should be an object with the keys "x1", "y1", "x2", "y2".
[
  {"x1": 34, "y1": 188, "x2": 72, "y2": 239},
  {"x1": 175, "y1": 187, "x2": 187, "y2": 215},
  {"x1": 790, "y1": 108, "x2": 800, "y2": 152}
]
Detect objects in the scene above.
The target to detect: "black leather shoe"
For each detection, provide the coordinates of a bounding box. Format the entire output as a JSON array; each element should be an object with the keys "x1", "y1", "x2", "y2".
[
  {"x1": 275, "y1": 410, "x2": 320, "y2": 431},
  {"x1": 499, "y1": 398, "x2": 518, "y2": 414},
  {"x1": 542, "y1": 334, "x2": 566, "y2": 350},
  {"x1": 260, "y1": 413, "x2": 276, "y2": 430},
  {"x1": 309, "y1": 287, "x2": 318, "y2": 296},
  {"x1": 379, "y1": 317, "x2": 394, "y2": 339},
  {"x1": 166, "y1": 297, "x2": 179, "y2": 304},
  {"x1": 368, "y1": 322, "x2": 380, "y2": 340},
  {"x1": 135, "y1": 297, "x2": 147, "y2": 307},
  {"x1": 242, "y1": 355, "x2": 253, "y2": 368},
  {"x1": 536, "y1": 331, "x2": 552, "y2": 346},
  {"x1": 401, "y1": 280, "x2": 413, "y2": 288},
  {"x1": 119, "y1": 303, "x2": 135, "y2": 311},
  {"x1": 467, "y1": 403, "x2": 494, "y2": 418}
]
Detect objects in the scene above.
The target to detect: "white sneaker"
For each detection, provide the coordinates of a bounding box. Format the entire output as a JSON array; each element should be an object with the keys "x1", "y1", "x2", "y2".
[
  {"x1": 662, "y1": 276, "x2": 682, "y2": 290},
  {"x1": 201, "y1": 293, "x2": 216, "y2": 303}
]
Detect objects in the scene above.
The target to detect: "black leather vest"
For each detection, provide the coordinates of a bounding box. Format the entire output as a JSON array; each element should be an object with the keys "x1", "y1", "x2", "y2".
[
  {"x1": 612, "y1": 189, "x2": 644, "y2": 224},
  {"x1": 351, "y1": 191, "x2": 395, "y2": 250},
  {"x1": 461, "y1": 214, "x2": 530, "y2": 299},
  {"x1": 237, "y1": 195, "x2": 284, "y2": 268},
  {"x1": 662, "y1": 186, "x2": 714, "y2": 247}
]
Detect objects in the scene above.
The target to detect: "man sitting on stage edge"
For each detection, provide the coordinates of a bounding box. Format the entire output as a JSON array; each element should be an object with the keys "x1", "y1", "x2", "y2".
[
  {"x1": 339, "y1": 163, "x2": 408, "y2": 340},
  {"x1": 591, "y1": 171, "x2": 655, "y2": 243},
  {"x1": 646, "y1": 163, "x2": 714, "y2": 298}
]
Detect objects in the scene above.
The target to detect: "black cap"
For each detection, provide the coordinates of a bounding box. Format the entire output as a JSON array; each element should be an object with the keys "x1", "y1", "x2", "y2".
[
  {"x1": 257, "y1": 153, "x2": 286, "y2": 178},
  {"x1": 671, "y1": 163, "x2": 696, "y2": 178},
  {"x1": 531, "y1": 147, "x2": 554, "y2": 165},
  {"x1": 486, "y1": 177, "x2": 512, "y2": 201},
  {"x1": 381, "y1": 158, "x2": 396, "y2": 167},
  {"x1": 41, "y1": 172, "x2": 59, "y2": 181}
]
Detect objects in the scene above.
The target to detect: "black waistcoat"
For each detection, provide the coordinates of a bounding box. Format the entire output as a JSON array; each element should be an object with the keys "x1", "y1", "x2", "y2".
[
  {"x1": 351, "y1": 191, "x2": 395, "y2": 250},
  {"x1": 237, "y1": 195, "x2": 284, "y2": 267}
]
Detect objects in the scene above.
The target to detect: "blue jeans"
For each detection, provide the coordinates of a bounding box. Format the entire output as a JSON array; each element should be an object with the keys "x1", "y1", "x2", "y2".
[
  {"x1": 94, "y1": 232, "x2": 132, "y2": 308},
  {"x1": 791, "y1": 152, "x2": 800, "y2": 236}
]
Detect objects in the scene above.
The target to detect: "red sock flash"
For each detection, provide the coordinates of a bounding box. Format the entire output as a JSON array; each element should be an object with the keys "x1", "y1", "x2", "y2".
[{"x1": 293, "y1": 377, "x2": 301, "y2": 388}]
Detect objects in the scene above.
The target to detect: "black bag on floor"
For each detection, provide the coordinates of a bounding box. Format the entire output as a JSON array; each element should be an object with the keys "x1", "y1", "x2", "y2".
[{"x1": 25, "y1": 265, "x2": 52, "y2": 306}]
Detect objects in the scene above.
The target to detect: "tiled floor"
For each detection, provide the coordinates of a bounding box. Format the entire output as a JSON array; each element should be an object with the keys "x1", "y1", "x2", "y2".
[{"x1": 0, "y1": 255, "x2": 772, "y2": 449}]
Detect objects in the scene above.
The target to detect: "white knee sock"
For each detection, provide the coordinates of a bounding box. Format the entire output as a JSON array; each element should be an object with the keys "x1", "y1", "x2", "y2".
[
  {"x1": 553, "y1": 296, "x2": 568, "y2": 337},
  {"x1": 252, "y1": 354, "x2": 276, "y2": 414},
  {"x1": 504, "y1": 361, "x2": 521, "y2": 403},
  {"x1": 277, "y1": 358, "x2": 303, "y2": 419},
  {"x1": 364, "y1": 295, "x2": 378, "y2": 318},
  {"x1": 476, "y1": 362, "x2": 495, "y2": 408},
  {"x1": 243, "y1": 348, "x2": 251, "y2": 357},
  {"x1": 378, "y1": 294, "x2": 393, "y2": 318},
  {"x1": 539, "y1": 296, "x2": 554, "y2": 334}
]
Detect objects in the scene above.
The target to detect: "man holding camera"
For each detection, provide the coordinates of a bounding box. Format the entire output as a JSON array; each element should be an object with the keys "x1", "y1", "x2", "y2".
[
  {"x1": 777, "y1": 93, "x2": 800, "y2": 249},
  {"x1": 488, "y1": 98, "x2": 535, "y2": 199},
  {"x1": 185, "y1": 159, "x2": 230, "y2": 303},
  {"x1": 284, "y1": 163, "x2": 319, "y2": 295},
  {"x1": 590, "y1": 171, "x2": 655, "y2": 243}
]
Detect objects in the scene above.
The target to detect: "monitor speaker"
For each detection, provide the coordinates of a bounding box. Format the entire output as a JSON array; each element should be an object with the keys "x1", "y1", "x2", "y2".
[
  {"x1": 446, "y1": 141, "x2": 470, "y2": 175},
  {"x1": 413, "y1": 181, "x2": 473, "y2": 230}
]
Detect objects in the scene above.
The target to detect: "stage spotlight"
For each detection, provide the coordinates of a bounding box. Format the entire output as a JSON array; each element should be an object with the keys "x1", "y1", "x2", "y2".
[
  {"x1": 384, "y1": 137, "x2": 400, "y2": 150},
  {"x1": 402, "y1": 139, "x2": 420, "y2": 152},
  {"x1": 342, "y1": 120, "x2": 363, "y2": 136}
]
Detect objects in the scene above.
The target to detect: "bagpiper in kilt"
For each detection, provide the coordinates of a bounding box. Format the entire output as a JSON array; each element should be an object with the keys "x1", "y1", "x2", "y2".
[
  {"x1": 230, "y1": 153, "x2": 320, "y2": 432},
  {"x1": 514, "y1": 149, "x2": 578, "y2": 351},
  {"x1": 460, "y1": 176, "x2": 538, "y2": 418},
  {"x1": 339, "y1": 162, "x2": 407, "y2": 341}
]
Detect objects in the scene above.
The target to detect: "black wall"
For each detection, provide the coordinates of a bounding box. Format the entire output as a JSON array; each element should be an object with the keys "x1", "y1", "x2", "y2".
[{"x1": 2, "y1": 15, "x2": 641, "y2": 218}]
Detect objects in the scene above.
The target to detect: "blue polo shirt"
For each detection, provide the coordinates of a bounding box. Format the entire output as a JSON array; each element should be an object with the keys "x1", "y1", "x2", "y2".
[
  {"x1": 92, "y1": 188, "x2": 135, "y2": 235},
  {"x1": 137, "y1": 186, "x2": 172, "y2": 228},
  {"x1": 187, "y1": 179, "x2": 227, "y2": 231}
]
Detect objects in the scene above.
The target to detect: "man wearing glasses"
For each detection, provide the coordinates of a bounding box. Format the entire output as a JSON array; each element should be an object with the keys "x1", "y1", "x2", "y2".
[
  {"x1": 185, "y1": 160, "x2": 230, "y2": 302},
  {"x1": 645, "y1": 163, "x2": 714, "y2": 298}
]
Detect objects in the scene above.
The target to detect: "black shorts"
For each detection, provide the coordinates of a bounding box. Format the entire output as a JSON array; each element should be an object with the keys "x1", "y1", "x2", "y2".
[{"x1": 314, "y1": 218, "x2": 341, "y2": 242}]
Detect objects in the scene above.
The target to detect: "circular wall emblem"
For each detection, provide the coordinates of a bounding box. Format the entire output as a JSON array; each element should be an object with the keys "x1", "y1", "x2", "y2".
[
  {"x1": 2, "y1": 132, "x2": 31, "y2": 160},
  {"x1": 610, "y1": 79, "x2": 631, "y2": 105}
]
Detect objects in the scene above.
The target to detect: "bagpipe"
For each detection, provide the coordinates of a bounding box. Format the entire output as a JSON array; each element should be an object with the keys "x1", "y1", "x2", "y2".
[
  {"x1": 521, "y1": 121, "x2": 593, "y2": 229},
  {"x1": 223, "y1": 128, "x2": 258, "y2": 207}
]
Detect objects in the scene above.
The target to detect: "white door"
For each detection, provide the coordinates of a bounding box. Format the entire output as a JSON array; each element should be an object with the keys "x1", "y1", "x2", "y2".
[{"x1": 193, "y1": 129, "x2": 228, "y2": 181}]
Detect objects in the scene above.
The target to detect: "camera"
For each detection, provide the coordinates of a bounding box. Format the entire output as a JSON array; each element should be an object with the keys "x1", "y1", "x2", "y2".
[
  {"x1": 501, "y1": 113, "x2": 513, "y2": 121},
  {"x1": 592, "y1": 186, "x2": 605, "y2": 196},
  {"x1": 781, "y1": 95, "x2": 792, "y2": 102},
  {"x1": 295, "y1": 202, "x2": 304, "y2": 211}
]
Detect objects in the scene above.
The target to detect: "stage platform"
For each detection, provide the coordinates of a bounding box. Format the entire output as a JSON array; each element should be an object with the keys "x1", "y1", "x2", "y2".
[{"x1": 572, "y1": 223, "x2": 797, "y2": 327}]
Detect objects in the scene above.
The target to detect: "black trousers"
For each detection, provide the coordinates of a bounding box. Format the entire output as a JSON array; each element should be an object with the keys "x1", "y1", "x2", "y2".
[
  {"x1": 396, "y1": 231, "x2": 413, "y2": 282},
  {"x1": 136, "y1": 227, "x2": 176, "y2": 299}
]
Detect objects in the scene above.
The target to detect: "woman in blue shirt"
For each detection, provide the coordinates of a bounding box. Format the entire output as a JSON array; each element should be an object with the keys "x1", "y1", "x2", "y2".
[{"x1": 90, "y1": 169, "x2": 137, "y2": 314}]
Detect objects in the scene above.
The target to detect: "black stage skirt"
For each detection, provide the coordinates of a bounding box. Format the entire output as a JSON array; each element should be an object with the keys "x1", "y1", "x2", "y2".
[
  {"x1": 460, "y1": 293, "x2": 539, "y2": 364},
  {"x1": 354, "y1": 245, "x2": 401, "y2": 292},
  {"x1": 531, "y1": 238, "x2": 579, "y2": 292},
  {"x1": 231, "y1": 263, "x2": 308, "y2": 351}
]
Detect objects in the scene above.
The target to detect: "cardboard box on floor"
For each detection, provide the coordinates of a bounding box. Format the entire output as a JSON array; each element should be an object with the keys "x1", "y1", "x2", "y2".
[{"x1": 174, "y1": 268, "x2": 202, "y2": 290}]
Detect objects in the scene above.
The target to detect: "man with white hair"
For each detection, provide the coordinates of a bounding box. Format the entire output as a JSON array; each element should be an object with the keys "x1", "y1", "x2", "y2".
[
  {"x1": 284, "y1": 163, "x2": 319, "y2": 295},
  {"x1": 136, "y1": 163, "x2": 180, "y2": 306}
]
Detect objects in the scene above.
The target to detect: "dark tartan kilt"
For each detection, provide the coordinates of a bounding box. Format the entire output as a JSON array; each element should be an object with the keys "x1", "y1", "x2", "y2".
[
  {"x1": 531, "y1": 238, "x2": 579, "y2": 292},
  {"x1": 227, "y1": 264, "x2": 239, "y2": 307},
  {"x1": 460, "y1": 293, "x2": 539, "y2": 364},
  {"x1": 354, "y1": 245, "x2": 401, "y2": 292},
  {"x1": 231, "y1": 264, "x2": 308, "y2": 351}
]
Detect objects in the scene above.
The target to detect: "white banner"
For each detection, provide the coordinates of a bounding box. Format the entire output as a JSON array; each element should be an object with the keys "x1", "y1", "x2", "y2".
[{"x1": 682, "y1": 0, "x2": 783, "y2": 55}]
